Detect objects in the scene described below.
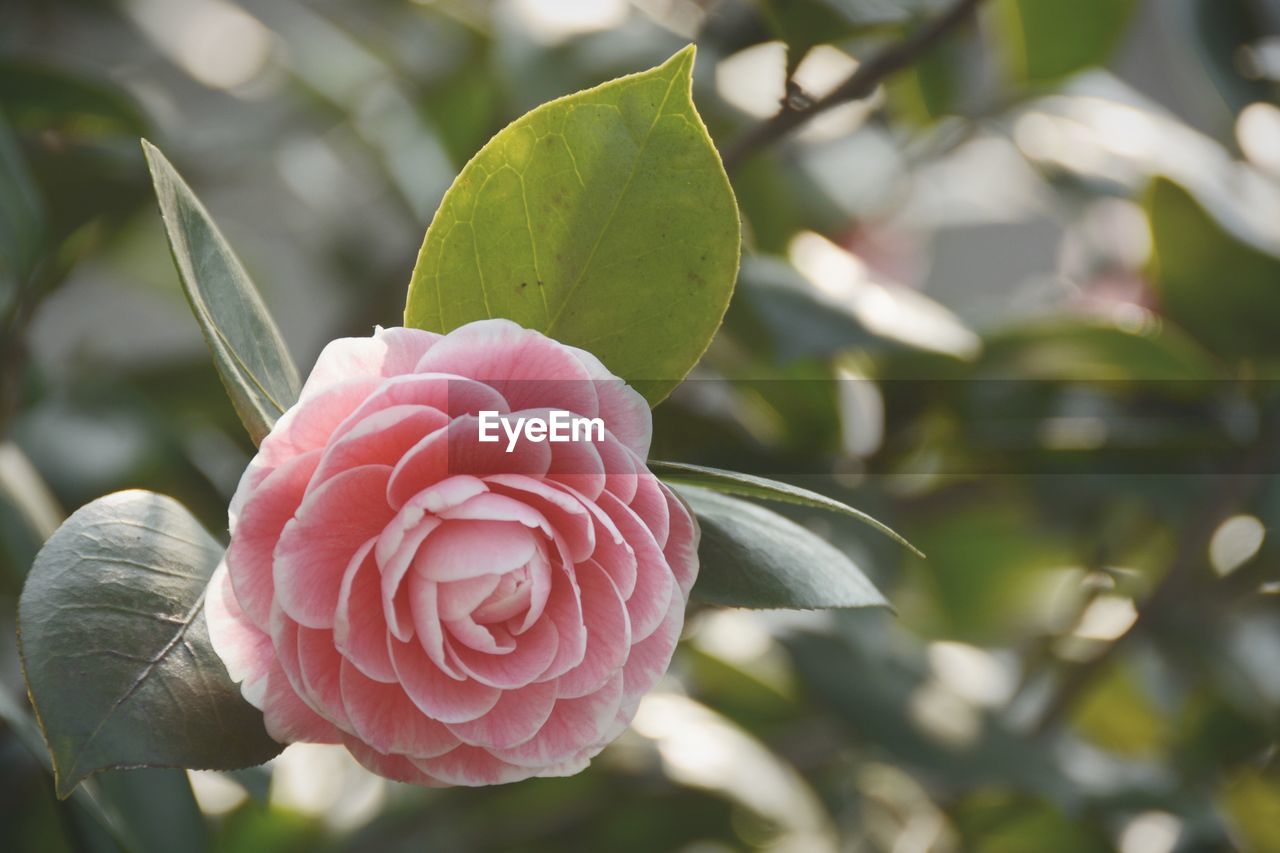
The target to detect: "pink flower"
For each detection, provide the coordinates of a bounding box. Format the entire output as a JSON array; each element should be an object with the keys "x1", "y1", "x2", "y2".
[{"x1": 206, "y1": 320, "x2": 698, "y2": 786}]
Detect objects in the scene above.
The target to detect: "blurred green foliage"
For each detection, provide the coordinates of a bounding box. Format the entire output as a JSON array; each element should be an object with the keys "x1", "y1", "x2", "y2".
[{"x1": 2, "y1": 0, "x2": 1280, "y2": 850}]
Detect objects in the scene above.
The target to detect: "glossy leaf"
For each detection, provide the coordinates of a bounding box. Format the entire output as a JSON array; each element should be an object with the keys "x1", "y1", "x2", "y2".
[
  {"x1": 1146, "y1": 177, "x2": 1280, "y2": 362},
  {"x1": 677, "y1": 485, "x2": 889, "y2": 610},
  {"x1": 17, "y1": 490, "x2": 282, "y2": 798},
  {"x1": 652, "y1": 459, "x2": 922, "y2": 556},
  {"x1": 404, "y1": 46, "x2": 740, "y2": 405},
  {"x1": 142, "y1": 140, "x2": 301, "y2": 445}
]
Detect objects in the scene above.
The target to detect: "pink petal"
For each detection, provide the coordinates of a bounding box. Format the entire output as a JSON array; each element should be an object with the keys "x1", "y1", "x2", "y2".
[
  {"x1": 342, "y1": 735, "x2": 447, "y2": 787},
  {"x1": 274, "y1": 464, "x2": 394, "y2": 628},
  {"x1": 339, "y1": 660, "x2": 459, "y2": 758},
  {"x1": 535, "y1": 568, "x2": 587, "y2": 682},
  {"x1": 377, "y1": 476, "x2": 487, "y2": 640},
  {"x1": 565, "y1": 344, "x2": 652, "y2": 457},
  {"x1": 258, "y1": 376, "x2": 383, "y2": 469},
  {"x1": 492, "y1": 672, "x2": 623, "y2": 769},
  {"x1": 628, "y1": 472, "x2": 671, "y2": 549},
  {"x1": 415, "y1": 520, "x2": 538, "y2": 582},
  {"x1": 446, "y1": 680, "x2": 558, "y2": 750},
  {"x1": 334, "y1": 540, "x2": 397, "y2": 682},
  {"x1": 556, "y1": 562, "x2": 630, "y2": 699},
  {"x1": 596, "y1": 434, "x2": 640, "y2": 503},
  {"x1": 390, "y1": 635, "x2": 501, "y2": 723},
  {"x1": 387, "y1": 415, "x2": 551, "y2": 508},
  {"x1": 412, "y1": 319, "x2": 597, "y2": 415},
  {"x1": 545, "y1": 439, "x2": 606, "y2": 499},
  {"x1": 437, "y1": 574, "x2": 502, "y2": 621},
  {"x1": 408, "y1": 574, "x2": 457, "y2": 677},
  {"x1": 296, "y1": 625, "x2": 352, "y2": 727},
  {"x1": 311, "y1": 405, "x2": 449, "y2": 488},
  {"x1": 409, "y1": 744, "x2": 538, "y2": 786},
  {"x1": 584, "y1": 503, "x2": 635, "y2": 598},
  {"x1": 597, "y1": 491, "x2": 674, "y2": 642},
  {"x1": 206, "y1": 563, "x2": 273, "y2": 708},
  {"x1": 448, "y1": 614, "x2": 559, "y2": 689},
  {"x1": 261, "y1": 666, "x2": 341, "y2": 744},
  {"x1": 330, "y1": 373, "x2": 509, "y2": 449},
  {"x1": 225, "y1": 449, "x2": 321, "y2": 629},
  {"x1": 486, "y1": 476, "x2": 596, "y2": 562},
  {"x1": 300, "y1": 327, "x2": 440, "y2": 398},
  {"x1": 662, "y1": 485, "x2": 700, "y2": 598},
  {"x1": 621, "y1": 591, "x2": 685, "y2": 708}
]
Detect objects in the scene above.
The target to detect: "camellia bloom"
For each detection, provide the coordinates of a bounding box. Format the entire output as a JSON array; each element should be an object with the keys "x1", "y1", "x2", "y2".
[{"x1": 206, "y1": 320, "x2": 698, "y2": 786}]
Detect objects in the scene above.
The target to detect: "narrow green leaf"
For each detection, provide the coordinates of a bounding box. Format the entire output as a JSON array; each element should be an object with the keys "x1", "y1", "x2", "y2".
[
  {"x1": 652, "y1": 459, "x2": 923, "y2": 557},
  {"x1": 17, "y1": 490, "x2": 283, "y2": 798},
  {"x1": 405, "y1": 45, "x2": 741, "y2": 405},
  {"x1": 141, "y1": 140, "x2": 300, "y2": 445},
  {"x1": 677, "y1": 485, "x2": 890, "y2": 610}
]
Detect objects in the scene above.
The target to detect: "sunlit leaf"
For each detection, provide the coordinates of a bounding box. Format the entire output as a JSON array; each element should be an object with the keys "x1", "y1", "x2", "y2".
[
  {"x1": 996, "y1": 0, "x2": 1137, "y2": 83},
  {"x1": 18, "y1": 490, "x2": 282, "y2": 798},
  {"x1": 142, "y1": 140, "x2": 301, "y2": 445},
  {"x1": 405, "y1": 46, "x2": 740, "y2": 405},
  {"x1": 678, "y1": 485, "x2": 889, "y2": 609}
]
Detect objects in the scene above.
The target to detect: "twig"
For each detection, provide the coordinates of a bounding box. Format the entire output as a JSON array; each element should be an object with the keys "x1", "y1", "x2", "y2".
[
  {"x1": 1030, "y1": 425, "x2": 1280, "y2": 736},
  {"x1": 720, "y1": 0, "x2": 989, "y2": 172}
]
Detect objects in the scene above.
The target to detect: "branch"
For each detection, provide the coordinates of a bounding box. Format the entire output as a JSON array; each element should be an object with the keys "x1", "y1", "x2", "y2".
[
  {"x1": 720, "y1": 0, "x2": 989, "y2": 172},
  {"x1": 1029, "y1": 423, "x2": 1280, "y2": 736}
]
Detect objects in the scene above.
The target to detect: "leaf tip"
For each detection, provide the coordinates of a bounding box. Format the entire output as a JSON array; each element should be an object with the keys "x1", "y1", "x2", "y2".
[{"x1": 663, "y1": 43, "x2": 697, "y2": 79}]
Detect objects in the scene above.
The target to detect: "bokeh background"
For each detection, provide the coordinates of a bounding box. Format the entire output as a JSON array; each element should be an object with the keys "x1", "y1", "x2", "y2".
[{"x1": 4, "y1": 0, "x2": 1280, "y2": 850}]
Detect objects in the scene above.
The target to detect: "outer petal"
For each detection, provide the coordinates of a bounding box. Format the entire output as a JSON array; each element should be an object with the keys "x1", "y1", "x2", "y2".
[
  {"x1": 492, "y1": 672, "x2": 623, "y2": 769},
  {"x1": 339, "y1": 660, "x2": 459, "y2": 758},
  {"x1": 206, "y1": 563, "x2": 273, "y2": 707},
  {"x1": 225, "y1": 449, "x2": 321, "y2": 629},
  {"x1": 410, "y1": 744, "x2": 539, "y2": 787},
  {"x1": 300, "y1": 326, "x2": 440, "y2": 398},
  {"x1": 413, "y1": 319, "x2": 597, "y2": 415},
  {"x1": 661, "y1": 484, "x2": 700, "y2": 598},
  {"x1": 565, "y1": 344, "x2": 652, "y2": 457},
  {"x1": 343, "y1": 735, "x2": 447, "y2": 787},
  {"x1": 274, "y1": 464, "x2": 394, "y2": 628}
]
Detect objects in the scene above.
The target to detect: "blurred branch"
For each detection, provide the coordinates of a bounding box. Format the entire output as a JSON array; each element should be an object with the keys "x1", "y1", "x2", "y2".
[
  {"x1": 1030, "y1": 422, "x2": 1280, "y2": 736},
  {"x1": 720, "y1": 0, "x2": 988, "y2": 172}
]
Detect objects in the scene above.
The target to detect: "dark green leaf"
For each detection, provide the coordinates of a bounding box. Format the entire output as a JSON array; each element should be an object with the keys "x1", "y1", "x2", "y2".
[
  {"x1": 1146, "y1": 177, "x2": 1280, "y2": 362},
  {"x1": 652, "y1": 459, "x2": 922, "y2": 556},
  {"x1": 142, "y1": 140, "x2": 301, "y2": 445},
  {"x1": 404, "y1": 46, "x2": 741, "y2": 405},
  {"x1": 677, "y1": 485, "x2": 889, "y2": 610},
  {"x1": 18, "y1": 490, "x2": 283, "y2": 798}
]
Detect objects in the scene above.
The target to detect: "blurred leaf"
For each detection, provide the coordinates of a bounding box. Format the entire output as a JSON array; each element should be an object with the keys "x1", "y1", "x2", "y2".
[
  {"x1": 651, "y1": 459, "x2": 921, "y2": 554},
  {"x1": 981, "y1": 316, "x2": 1222, "y2": 381},
  {"x1": 405, "y1": 46, "x2": 741, "y2": 405},
  {"x1": 729, "y1": 255, "x2": 887, "y2": 360},
  {"x1": 1146, "y1": 177, "x2": 1280, "y2": 363},
  {"x1": 93, "y1": 770, "x2": 208, "y2": 853},
  {"x1": 0, "y1": 688, "x2": 133, "y2": 849},
  {"x1": 142, "y1": 141, "x2": 301, "y2": 444},
  {"x1": 995, "y1": 0, "x2": 1138, "y2": 84},
  {"x1": 903, "y1": 501, "x2": 1071, "y2": 642},
  {"x1": 18, "y1": 490, "x2": 283, "y2": 798},
  {"x1": 0, "y1": 111, "x2": 46, "y2": 302},
  {"x1": 1071, "y1": 662, "x2": 1171, "y2": 757},
  {"x1": 1220, "y1": 766, "x2": 1280, "y2": 852},
  {"x1": 678, "y1": 484, "x2": 889, "y2": 609},
  {"x1": 956, "y1": 790, "x2": 1110, "y2": 853}
]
